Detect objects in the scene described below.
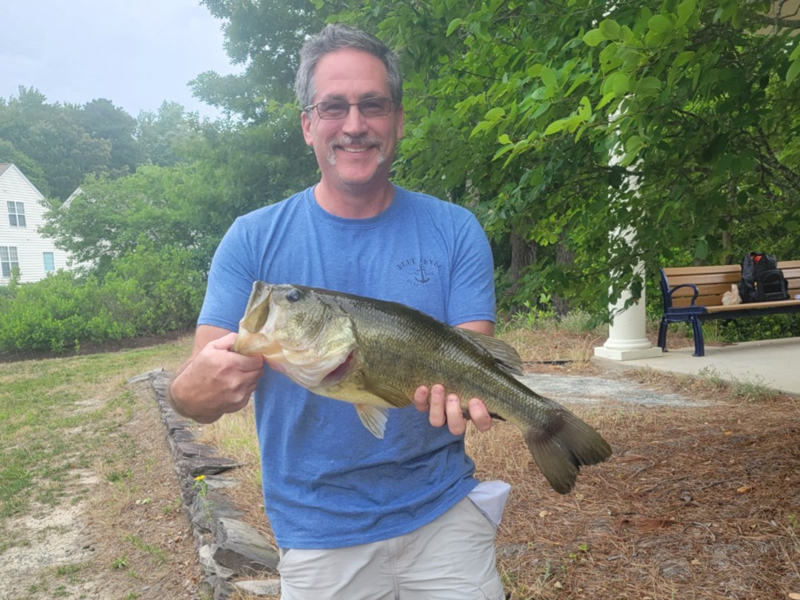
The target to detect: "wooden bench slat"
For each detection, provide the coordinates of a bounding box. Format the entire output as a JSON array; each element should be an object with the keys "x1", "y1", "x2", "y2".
[
  {"x1": 706, "y1": 299, "x2": 800, "y2": 313},
  {"x1": 662, "y1": 265, "x2": 740, "y2": 277},
  {"x1": 670, "y1": 283, "x2": 735, "y2": 298},
  {"x1": 672, "y1": 296, "x2": 725, "y2": 308},
  {"x1": 667, "y1": 273, "x2": 741, "y2": 286}
]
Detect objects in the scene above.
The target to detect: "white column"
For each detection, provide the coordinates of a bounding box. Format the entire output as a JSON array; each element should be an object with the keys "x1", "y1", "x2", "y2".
[
  {"x1": 594, "y1": 262, "x2": 662, "y2": 361},
  {"x1": 594, "y1": 122, "x2": 662, "y2": 361}
]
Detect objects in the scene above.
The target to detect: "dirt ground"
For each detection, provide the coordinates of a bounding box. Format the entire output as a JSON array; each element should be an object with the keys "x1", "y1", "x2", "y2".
[{"x1": 0, "y1": 381, "x2": 205, "y2": 600}]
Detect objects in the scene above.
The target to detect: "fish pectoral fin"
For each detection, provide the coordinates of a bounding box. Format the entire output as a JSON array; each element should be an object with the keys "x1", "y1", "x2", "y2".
[
  {"x1": 456, "y1": 328, "x2": 524, "y2": 376},
  {"x1": 355, "y1": 405, "x2": 390, "y2": 439},
  {"x1": 363, "y1": 379, "x2": 412, "y2": 409}
]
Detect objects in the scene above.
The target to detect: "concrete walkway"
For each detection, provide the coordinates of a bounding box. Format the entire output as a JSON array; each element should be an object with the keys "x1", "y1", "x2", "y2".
[{"x1": 594, "y1": 336, "x2": 800, "y2": 396}]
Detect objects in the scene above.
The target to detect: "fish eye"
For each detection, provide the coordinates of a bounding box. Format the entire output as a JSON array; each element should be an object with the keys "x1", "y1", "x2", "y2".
[{"x1": 286, "y1": 289, "x2": 302, "y2": 303}]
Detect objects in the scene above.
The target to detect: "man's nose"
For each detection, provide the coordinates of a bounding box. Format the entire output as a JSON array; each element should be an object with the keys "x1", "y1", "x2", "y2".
[{"x1": 341, "y1": 105, "x2": 369, "y2": 136}]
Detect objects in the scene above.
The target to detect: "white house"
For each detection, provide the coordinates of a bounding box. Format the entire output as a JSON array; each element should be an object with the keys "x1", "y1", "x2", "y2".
[{"x1": 0, "y1": 163, "x2": 72, "y2": 284}]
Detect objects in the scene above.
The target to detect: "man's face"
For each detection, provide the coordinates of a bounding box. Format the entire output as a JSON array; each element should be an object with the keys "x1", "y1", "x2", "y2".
[{"x1": 301, "y1": 48, "x2": 404, "y2": 193}]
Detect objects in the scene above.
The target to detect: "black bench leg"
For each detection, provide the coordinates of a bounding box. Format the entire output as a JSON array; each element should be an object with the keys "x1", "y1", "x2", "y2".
[
  {"x1": 690, "y1": 316, "x2": 705, "y2": 357},
  {"x1": 657, "y1": 318, "x2": 668, "y2": 351}
]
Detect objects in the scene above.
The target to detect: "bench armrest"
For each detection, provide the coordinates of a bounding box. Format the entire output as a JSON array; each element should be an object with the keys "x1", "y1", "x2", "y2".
[{"x1": 668, "y1": 283, "x2": 699, "y2": 307}]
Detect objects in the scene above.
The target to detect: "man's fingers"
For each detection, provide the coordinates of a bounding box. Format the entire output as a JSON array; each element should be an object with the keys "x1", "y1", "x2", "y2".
[
  {"x1": 467, "y1": 398, "x2": 493, "y2": 432},
  {"x1": 445, "y1": 394, "x2": 467, "y2": 436},
  {"x1": 211, "y1": 331, "x2": 238, "y2": 350},
  {"x1": 428, "y1": 384, "x2": 446, "y2": 427},
  {"x1": 413, "y1": 386, "x2": 430, "y2": 412}
]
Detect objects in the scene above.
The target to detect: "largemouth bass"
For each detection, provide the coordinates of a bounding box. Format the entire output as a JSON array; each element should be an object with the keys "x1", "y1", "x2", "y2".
[{"x1": 232, "y1": 282, "x2": 611, "y2": 494}]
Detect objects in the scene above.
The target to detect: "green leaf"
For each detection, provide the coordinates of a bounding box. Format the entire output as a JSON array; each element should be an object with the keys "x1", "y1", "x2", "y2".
[
  {"x1": 635, "y1": 76, "x2": 662, "y2": 97},
  {"x1": 648, "y1": 15, "x2": 673, "y2": 35},
  {"x1": 583, "y1": 29, "x2": 607, "y2": 47},
  {"x1": 540, "y1": 66, "x2": 558, "y2": 91},
  {"x1": 484, "y1": 107, "x2": 506, "y2": 121},
  {"x1": 469, "y1": 120, "x2": 495, "y2": 138},
  {"x1": 596, "y1": 92, "x2": 616, "y2": 110},
  {"x1": 676, "y1": 0, "x2": 696, "y2": 28},
  {"x1": 625, "y1": 135, "x2": 645, "y2": 155},
  {"x1": 673, "y1": 51, "x2": 695, "y2": 68},
  {"x1": 598, "y1": 19, "x2": 621, "y2": 40},
  {"x1": 609, "y1": 72, "x2": 630, "y2": 96},
  {"x1": 564, "y1": 74, "x2": 590, "y2": 98},
  {"x1": 790, "y1": 43, "x2": 800, "y2": 62},
  {"x1": 544, "y1": 118, "x2": 569, "y2": 136},
  {"x1": 578, "y1": 96, "x2": 592, "y2": 120},
  {"x1": 787, "y1": 57, "x2": 800, "y2": 85},
  {"x1": 498, "y1": 133, "x2": 512, "y2": 145},
  {"x1": 446, "y1": 18, "x2": 463, "y2": 37},
  {"x1": 695, "y1": 238, "x2": 708, "y2": 260},
  {"x1": 493, "y1": 144, "x2": 514, "y2": 161}
]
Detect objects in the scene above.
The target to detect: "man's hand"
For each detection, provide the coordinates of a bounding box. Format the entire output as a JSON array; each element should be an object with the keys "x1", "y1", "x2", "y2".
[
  {"x1": 410, "y1": 319, "x2": 495, "y2": 435},
  {"x1": 169, "y1": 330, "x2": 264, "y2": 424},
  {"x1": 412, "y1": 384, "x2": 493, "y2": 435}
]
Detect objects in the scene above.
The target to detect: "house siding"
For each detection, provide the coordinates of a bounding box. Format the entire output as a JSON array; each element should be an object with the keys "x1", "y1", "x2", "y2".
[{"x1": 0, "y1": 164, "x2": 72, "y2": 284}]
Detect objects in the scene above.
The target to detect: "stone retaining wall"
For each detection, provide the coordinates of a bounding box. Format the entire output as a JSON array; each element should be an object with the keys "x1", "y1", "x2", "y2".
[{"x1": 132, "y1": 369, "x2": 281, "y2": 599}]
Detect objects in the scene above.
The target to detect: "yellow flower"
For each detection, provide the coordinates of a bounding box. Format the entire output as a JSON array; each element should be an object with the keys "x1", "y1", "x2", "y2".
[{"x1": 194, "y1": 475, "x2": 206, "y2": 482}]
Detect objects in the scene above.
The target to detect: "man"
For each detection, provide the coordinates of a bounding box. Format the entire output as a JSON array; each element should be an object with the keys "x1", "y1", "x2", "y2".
[{"x1": 169, "y1": 24, "x2": 507, "y2": 600}]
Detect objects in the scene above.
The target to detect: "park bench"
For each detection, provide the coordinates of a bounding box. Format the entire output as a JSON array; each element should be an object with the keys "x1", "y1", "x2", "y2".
[{"x1": 658, "y1": 260, "x2": 800, "y2": 357}]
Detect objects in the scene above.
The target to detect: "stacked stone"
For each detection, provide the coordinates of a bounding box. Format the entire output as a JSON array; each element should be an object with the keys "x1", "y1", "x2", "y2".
[{"x1": 131, "y1": 369, "x2": 281, "y2": 599}]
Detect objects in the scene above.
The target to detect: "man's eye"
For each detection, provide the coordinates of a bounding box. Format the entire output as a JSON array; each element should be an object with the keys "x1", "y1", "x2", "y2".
[{"x1": 319, "y1": 102, "x2": 348, "y2": 115}]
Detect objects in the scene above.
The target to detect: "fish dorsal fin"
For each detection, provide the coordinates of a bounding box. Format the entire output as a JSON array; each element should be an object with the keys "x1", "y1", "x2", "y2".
[
  {"x1": 355, "y1": 405, "x2": 390, "y2": 439},
  {"x1": 456, "y1": 329, "x2": 524, "y2": 376},
  {"x1": 362, "y1": 378, "x2": 412, "y2": 409}
]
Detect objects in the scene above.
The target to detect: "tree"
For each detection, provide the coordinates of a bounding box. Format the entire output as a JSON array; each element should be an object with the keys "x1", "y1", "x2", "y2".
[
  {"x1": 0, "y1": 88, "x2": 111, "y2": 200},
  {"x1": 136, "y1": 102, "x2": 203, "y2": 167},
  {"x1": 332, "y1": 0, "x2": 800, "y2": 315},
  {"x1": 77, "y1": 98, "x2": 142, "y2": 176},
  {"x1": 192, "y1": 0, "x2": 335, "y2": 121}
]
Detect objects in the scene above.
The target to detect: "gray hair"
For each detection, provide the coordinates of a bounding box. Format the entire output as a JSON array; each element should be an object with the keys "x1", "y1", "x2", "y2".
[{"x1": 295, "y1": 24, "x2": 403, "y2": 110}]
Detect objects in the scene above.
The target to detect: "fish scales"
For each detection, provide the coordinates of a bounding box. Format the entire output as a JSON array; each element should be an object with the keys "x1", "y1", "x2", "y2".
[{"x1": 233, "y1": 282, "x2": 612, "y2": 494}]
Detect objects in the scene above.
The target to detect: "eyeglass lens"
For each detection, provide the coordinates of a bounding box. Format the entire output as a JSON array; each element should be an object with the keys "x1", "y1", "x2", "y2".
[{"x1": 315, "y1": 97, "x2": 392, "y2": 119}]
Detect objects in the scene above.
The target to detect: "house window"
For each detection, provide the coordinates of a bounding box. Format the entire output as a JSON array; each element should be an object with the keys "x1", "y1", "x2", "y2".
[
  {"x1": 7, "y1": 201, "x2": 26, "y2": 227},
  {"x1": 1, "y1": 246, "x2": 19, "y2": 277},
  {"x1": 44, "y1": 252, "x2": 55, "y2": 272}
]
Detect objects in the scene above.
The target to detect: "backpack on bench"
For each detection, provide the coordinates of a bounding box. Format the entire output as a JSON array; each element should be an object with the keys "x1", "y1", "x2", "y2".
[{"x1": 738, "y1": 252, "x2": 789, "y2": 303}]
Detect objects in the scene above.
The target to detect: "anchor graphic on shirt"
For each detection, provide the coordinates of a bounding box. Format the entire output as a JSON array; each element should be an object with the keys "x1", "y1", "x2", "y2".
[{"x1": 415, "y1": 266, "x2": 431, "y2": 284}]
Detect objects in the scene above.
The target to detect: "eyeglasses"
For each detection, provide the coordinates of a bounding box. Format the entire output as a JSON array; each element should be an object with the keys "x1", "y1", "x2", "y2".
[{"x1": 304, "y1": 97, "x2": 394, "y2": 120}]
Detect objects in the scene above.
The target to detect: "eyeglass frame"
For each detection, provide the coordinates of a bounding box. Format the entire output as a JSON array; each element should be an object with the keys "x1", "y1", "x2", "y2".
[{"x1": 303, "y1": 97, "x2": 395, "y2": 120}]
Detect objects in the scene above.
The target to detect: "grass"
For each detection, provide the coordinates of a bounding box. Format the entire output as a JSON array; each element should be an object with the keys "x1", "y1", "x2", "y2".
[
  {"x1": 0, "y1": 335, "x2": 200, "y2": 599},
  {"x1": 0, "y1": 345, "x2": 184, "y2": 524}
]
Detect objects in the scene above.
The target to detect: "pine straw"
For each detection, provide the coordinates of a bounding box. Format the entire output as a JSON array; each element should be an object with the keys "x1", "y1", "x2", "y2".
[
  {"x1": 198, "y1": 324, "x2": 800, "y2": 599},
  {"x1": 468, "y1": 394, "x2": 800, "y2": 599}
]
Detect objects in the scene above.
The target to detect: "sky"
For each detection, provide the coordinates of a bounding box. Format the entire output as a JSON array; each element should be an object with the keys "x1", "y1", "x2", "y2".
[{"x1": 0, "y1": 0, "x2": 242, "y2": 119}]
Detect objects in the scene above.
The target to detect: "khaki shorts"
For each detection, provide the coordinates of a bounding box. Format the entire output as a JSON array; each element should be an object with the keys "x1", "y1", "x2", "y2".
[{"x1": 277, "y1": 496, "x2": 505, "y2": 600}]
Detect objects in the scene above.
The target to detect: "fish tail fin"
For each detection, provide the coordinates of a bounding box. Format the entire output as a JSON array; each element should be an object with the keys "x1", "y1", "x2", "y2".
[{"x1": 523, "y1": 410, "x2": 612, "y2": 494}]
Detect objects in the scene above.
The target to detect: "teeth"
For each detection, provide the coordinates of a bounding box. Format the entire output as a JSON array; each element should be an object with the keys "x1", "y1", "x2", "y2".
[{"x1": 342, "y1": 147, "x2": 369, "y2": 153}]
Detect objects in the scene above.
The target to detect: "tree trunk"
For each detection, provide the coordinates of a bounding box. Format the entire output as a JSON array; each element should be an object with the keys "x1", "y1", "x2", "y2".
[{"x1": 553, "y1": 241, "x2": 574, "y2": 317}]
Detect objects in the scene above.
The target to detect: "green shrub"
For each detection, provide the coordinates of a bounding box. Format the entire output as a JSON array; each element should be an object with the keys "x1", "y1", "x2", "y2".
[{"x1": 0, "y1": 243, "x2": 205, "y2": 355}]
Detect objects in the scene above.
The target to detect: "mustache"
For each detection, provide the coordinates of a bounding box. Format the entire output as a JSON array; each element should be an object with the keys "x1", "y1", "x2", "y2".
[
  {"x1": 330, "y1": 135, "x2": 382, "y2": 148},
  {"x1": 327, "y1": 136, "x2": 386, "y2": 166}
]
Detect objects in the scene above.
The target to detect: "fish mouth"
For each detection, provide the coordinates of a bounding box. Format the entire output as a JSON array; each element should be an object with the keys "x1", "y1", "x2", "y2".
[
  {"x1": 320, "y1": 349, "x2": 356, "y2": 386},
  {"x1": 232, "y1": 281, "x2": 274, "y2": 355}
]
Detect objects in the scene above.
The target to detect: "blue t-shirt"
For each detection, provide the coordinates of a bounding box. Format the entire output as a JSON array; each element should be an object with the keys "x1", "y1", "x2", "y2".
[{"x1": 198, "y1": 184, "x2": 496, "y2": 549}]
